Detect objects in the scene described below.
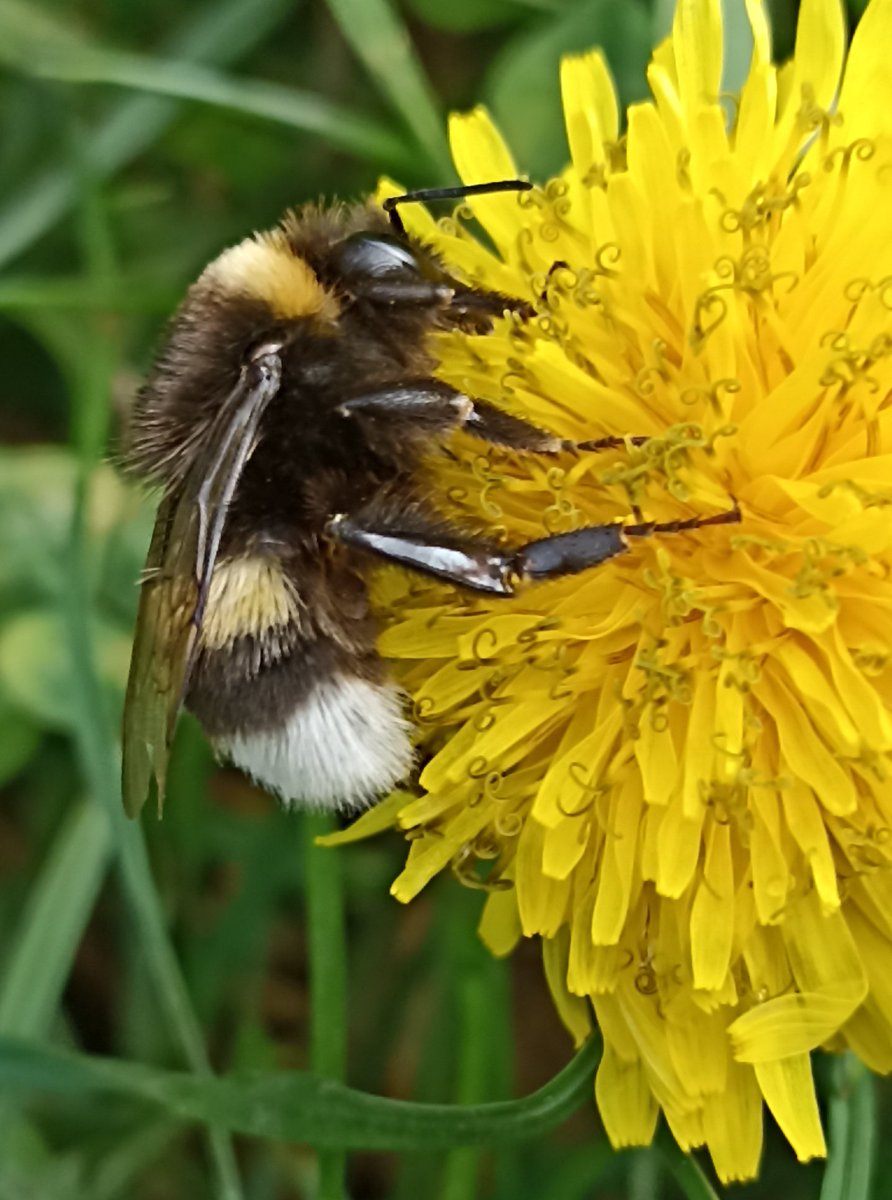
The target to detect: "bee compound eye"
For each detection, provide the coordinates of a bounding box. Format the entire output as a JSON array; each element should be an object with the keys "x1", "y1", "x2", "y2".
[{"x1": 335, "y1": 233, "x2": 422, "y2": 280}]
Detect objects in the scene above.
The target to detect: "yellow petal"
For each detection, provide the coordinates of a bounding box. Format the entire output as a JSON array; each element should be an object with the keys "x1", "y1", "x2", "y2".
[
  {"x1": 754, "y1": 1054, "x2": 826, "y2": 1162},
  {"x1": 672, "y1": 0, "x2": 723, "y2": 116},
  {"x1": 702, "y1": 1058, "x2": 764, "y2": 1183},
  {"x1": 837, "y1": 0, "x2": 892, "y2": 141},
  {"x1": 730, "y1": 894, "x2": 866, "y2": 1060},
  {"x1": 560, "y1": 49, "x2": 618, "y2": 177},
  {"x1": 591, "y1": 772, "x2": 643, "y2": 944},
  {"x1": 478, "y1": 881, "x2": 522, "y2": 956},
  {"x1": 595, "y1": 1044, "x2": 659, "y2": 1148},
  {"x1": 543, "y1": 929, "x2": 593, "y2": 1048},
  {"x1": 690, "y1": 819, "x2": 734, "y2": 989},
  {"x1": 317, "y1": 790, "x2": 405, "y2": 844},
  {"x1": 448, "y1": 108, "x2": 521, "y2": 255}
]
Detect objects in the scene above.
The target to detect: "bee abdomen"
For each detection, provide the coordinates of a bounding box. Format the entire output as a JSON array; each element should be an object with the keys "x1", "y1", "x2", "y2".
[{"x1": 215, "y1": 674, "x2": 414, "y2": 810}]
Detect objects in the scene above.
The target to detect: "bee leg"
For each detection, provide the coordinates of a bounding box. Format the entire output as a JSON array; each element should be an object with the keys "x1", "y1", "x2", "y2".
[
  {"x1": 570, "y1": 435, "x2": 651, "y2": 452},
  {"x1": 353, "y1": 280, "x2": 457, "y2": 307},
  {"x1": 329, "y1": 515, "x2": 514, "y2": 594},
  {"x1": 338, "y1": 380, "x2": 654, "y2": 454},
  {"x1": 337, "y1": 382, "x2": 562, "y2": 448},
  {"x1": 462, "y1": 403, "x2": 654, "y2": 456},
  {"x1": 338, "y1": 380, "x2": 474, "y2": 429},
  {"x1": 463, "y1": 401, "x2": 565, "y2": 452},
  {"x1": 329, "y1": 502, "x2": 740, "y2": 595},
  {"x1": 383, "y1": 179, "x2": 532, "y2": 236},
  {"x1": 352, "y1": 277, "x2": 532, "y2": 320},
  {"x1": 509, "y1": 503, "x2": 740, "y2": 584}
]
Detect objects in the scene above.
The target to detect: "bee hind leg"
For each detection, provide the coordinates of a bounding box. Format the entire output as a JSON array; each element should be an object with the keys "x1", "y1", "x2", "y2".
[{"x1": 329, "y1": 501, "x2": 740, "y2": 595}]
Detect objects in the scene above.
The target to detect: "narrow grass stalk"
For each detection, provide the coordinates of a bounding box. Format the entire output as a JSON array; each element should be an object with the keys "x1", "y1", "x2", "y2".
[
  {"x1": 439, "y1": 969, "x2": 491, "y2": 1200},
  {"x1": 305, "y1": 813, "x2": 348, "y2": 1199},
  {"x1": 820, "y1": 1054, "x2": 876, "y2": 1200},
  {"x1": 323, "y1": 0, "x2": 451, "y2": 178},
  {"x1": 0, "y1": 800, "x2": 112, "y2": 1037},
  {"x1": 439, "y1": 889, "x2": 500, "y2": 1200},
  {"x1": 60, "y1": 131, "x2": 243, "y2": 1200},
  {"x1": 655, "y1": 1123, "x2": 721, "y2": 1200}
]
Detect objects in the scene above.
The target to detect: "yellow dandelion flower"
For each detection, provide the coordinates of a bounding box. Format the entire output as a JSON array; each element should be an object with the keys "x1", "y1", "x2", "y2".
[{"x1": 328, "y1": 0, "x2": 892, "y2": 1181}]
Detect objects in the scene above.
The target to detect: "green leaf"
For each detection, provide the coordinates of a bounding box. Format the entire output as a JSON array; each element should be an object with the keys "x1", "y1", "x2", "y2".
[
  {"x1": 0, "y1": 0, "x2": 410, "y2": 169},
  {"x1": 0, "y1": 801, "x2": 112, "y2": 1039},
  {"x1": 0, "y1": 449, "x2": 79, "y2": 603},
  {"x1": 0, "y1": 275, "x2": 176, "y2": 312},
  {"x1": 323, "y1": 0, "x2": 451, "y2": 179},
  {"x1": 0, "y1": 1035, "x2": 601, "y2": 1149},
  {"x1": 0, "y1": 608, "x2": 130, "y2": 729},
  {"x1": 486, "y1": 0, "x2": 651, "y2": 180},
  {"x1": 0, "y1": 0, "x2": 291, "y2": 267}
]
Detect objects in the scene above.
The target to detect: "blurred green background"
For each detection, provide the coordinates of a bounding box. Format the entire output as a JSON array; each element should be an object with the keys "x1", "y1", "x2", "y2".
[{"x1": 0, "y1": 0, "x2": 885, "y2": 1197}]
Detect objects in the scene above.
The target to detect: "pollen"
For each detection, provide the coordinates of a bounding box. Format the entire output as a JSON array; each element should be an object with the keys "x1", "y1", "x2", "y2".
[{"x1": 323, "y1": 0, "x2": 892, "y2": 1183}]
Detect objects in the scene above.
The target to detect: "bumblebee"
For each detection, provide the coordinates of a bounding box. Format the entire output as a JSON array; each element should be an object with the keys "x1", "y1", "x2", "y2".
[{"x1": 122, "y1": 180, "x2": 738, "y2": 816}]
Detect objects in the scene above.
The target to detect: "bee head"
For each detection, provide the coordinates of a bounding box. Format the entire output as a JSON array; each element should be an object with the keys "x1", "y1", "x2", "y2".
[
  {"x1": 125, "y1": 227, "x2": 342, "y2": 487},
  {"x1": 330, "y1": 230, "x2": 455, "y2": 290}
]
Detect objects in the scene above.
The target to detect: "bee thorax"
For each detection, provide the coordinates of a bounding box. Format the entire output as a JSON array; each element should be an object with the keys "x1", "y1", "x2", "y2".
[{"x1": 215, "y1": 674, "x2": 414, "y2": 811}]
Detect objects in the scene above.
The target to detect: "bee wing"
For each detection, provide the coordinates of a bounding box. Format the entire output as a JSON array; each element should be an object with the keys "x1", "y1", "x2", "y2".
[
  {"x1": 122, "y1": 350, "x2": 283, "y2": 818},
  {"x1": 121, "y1": 491, "x2": 196, "y2": 818}
]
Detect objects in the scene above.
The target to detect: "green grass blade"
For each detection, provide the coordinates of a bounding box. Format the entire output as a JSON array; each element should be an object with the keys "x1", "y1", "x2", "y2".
[
  {"x1": 439, "y1": 890, "x2": 500, "y2": 1200},
  {"x1": 655, "y1": 1123, "x2": 721, "y2": 1200},
  {"x1": 0, "y1": 801, "x2": 112, "y2": 1037},
  {"x1": 0, "y1": 0, "x2": 290, "y2": 267},
  {"x1": 439, "y1": 973, "x2": 490, "y2": 1198},
  {"x1": 720, "y1": 0, "x2": 753, "y2": 99},
  {"x1": 628, "y1": 1146, "x2": 662, "y2": 1200},
  {"x1": 820, "y1": 1054, "x2": 876, "y2": 1200},
  {"x1": 0, "y1": 7, "x2": 409, "y2": 167},
  {"x1": 305, "y1": 814, "x2": 348, "y2": 1199},
  {"x1": 0, "y1": 1034, "x2": 601, "y2": 1148},
  {"x1": 323, "y1": 0, "x2": 451, "y2": 178}
]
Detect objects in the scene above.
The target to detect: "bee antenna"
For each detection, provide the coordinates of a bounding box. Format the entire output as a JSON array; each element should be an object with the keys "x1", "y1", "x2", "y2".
[{"x1": 383, "y1": 179, "x2": 532, "y2": 236}]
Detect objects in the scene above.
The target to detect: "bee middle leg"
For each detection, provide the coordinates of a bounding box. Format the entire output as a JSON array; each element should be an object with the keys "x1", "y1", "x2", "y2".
[{"x1": 337, "y1": 379, "x2": 652, "y2": 455}]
